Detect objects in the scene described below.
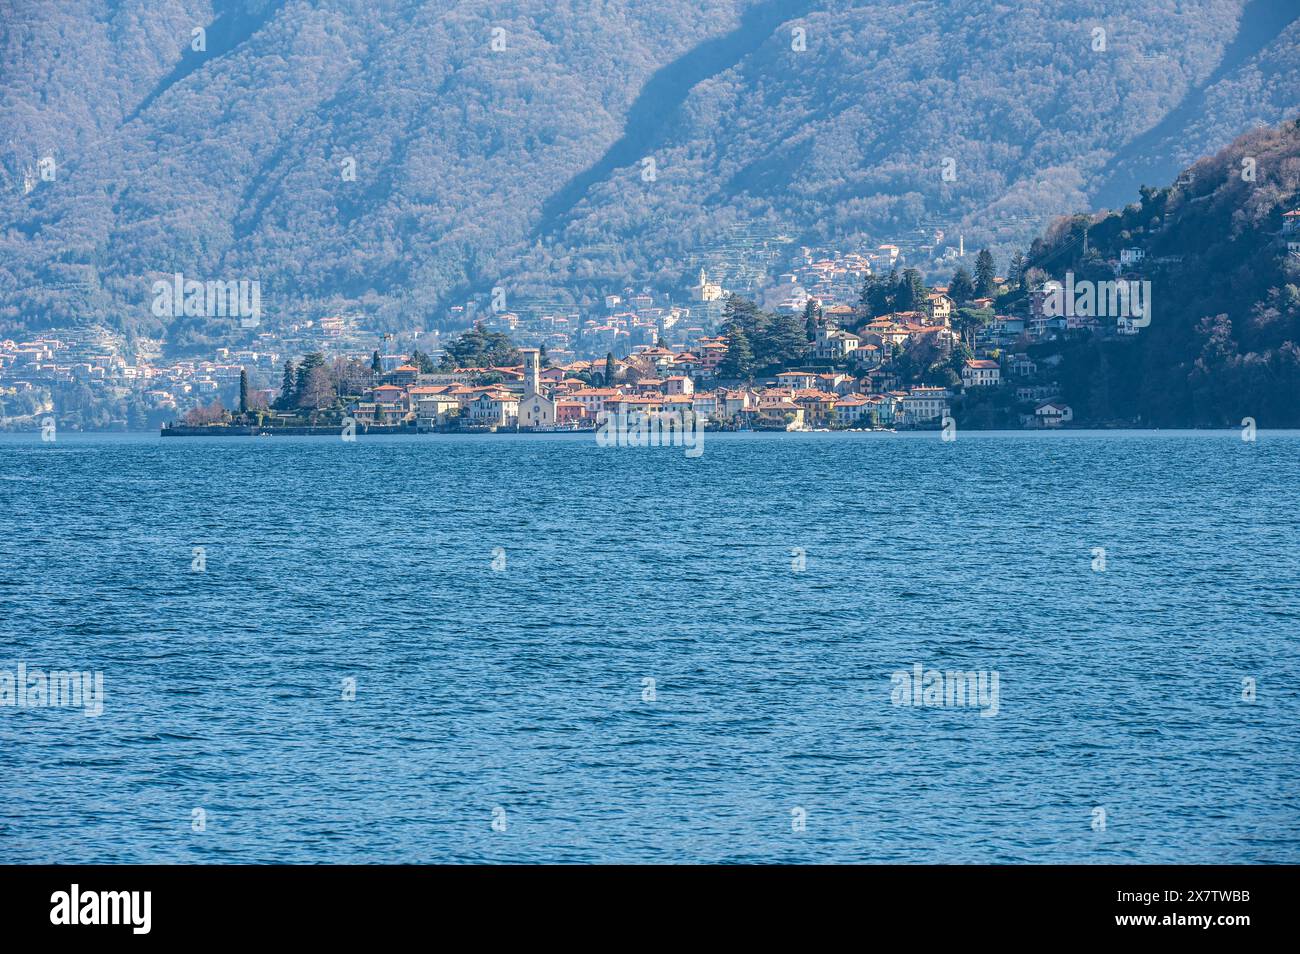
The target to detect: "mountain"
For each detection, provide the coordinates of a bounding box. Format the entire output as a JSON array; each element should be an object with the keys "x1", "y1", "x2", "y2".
[
  {"x1": 1017, "y1": 117, "x2": 1300, "y2": 427},
  {"x1": 2, "y1": 0, "x2": 1299, "y2": 353}
]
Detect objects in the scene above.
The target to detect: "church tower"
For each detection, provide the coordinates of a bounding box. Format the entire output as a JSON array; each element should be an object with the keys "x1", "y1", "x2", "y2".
[{"x1": 520, "y1": 347, "x2": 540, "y2": 399}]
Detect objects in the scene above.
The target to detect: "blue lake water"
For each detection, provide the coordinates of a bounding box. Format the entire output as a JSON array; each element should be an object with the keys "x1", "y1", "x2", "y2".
[{"x1": 1, "y1": 430, "x2": 1298, "y2": 863}]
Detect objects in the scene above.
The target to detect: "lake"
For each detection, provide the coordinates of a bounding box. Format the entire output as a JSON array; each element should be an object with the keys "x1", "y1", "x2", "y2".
[{"x1": 1, "y1": 430, "x2": 1297, "y2": 863}]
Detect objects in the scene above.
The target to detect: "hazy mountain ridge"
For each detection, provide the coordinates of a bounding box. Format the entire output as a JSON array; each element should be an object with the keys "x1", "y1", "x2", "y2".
[{"x1": 1, "y1": 0, "x2": 1298, "y2": 351}]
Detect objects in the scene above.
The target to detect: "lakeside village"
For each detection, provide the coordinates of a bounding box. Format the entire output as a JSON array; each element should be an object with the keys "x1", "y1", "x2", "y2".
[{"x1": 0, "y1": 228, "x2": 1173, "y2": 435}]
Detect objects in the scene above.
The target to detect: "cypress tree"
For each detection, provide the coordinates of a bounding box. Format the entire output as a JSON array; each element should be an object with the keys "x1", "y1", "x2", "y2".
[
  {"x1": 239, "y1": 368, "x2": 249, "y2": 415},
  {"x1": 974, "y1": 249, "x2": 996, "y2": 297},
  {"x1": 278, "y1": 360, "x2": 295, "y2": 409},
  {"x1": 803, "y1": 298, "x2": 820, "y2": 341}
]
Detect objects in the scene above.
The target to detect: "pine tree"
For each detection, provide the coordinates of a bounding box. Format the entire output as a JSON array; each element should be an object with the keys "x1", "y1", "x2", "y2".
[
  {"x1": 949, "y1": 266, "x2": 976, "y2": 304},
  {"x1": 896, "y1": 268, "x2": 928, "y2": 312},
  {"x1": 717, "y1": 321, "x2": 754, "y2": 380},
  {"x1": 295, "y1": 352, "x2": 327, "y2": 403},
  {"x1": 802, "y1": 298, "x2": 821, "y2": 341},
  {"x1": 769, "y1": 309, "x2": 809, "y2": 368},
  {"x1": 974, "y1": 249, "x2": 996, "y2": 297},
  {"x1": 864, "y1": 271, "x2": 894, "y2": 318},
  {"x1": 408, "y1": 350, "x2": 436, "y2": 374},
  {"x1": 371, "y1": 350, "x2": 382, "y2": 374},
  {"x1": 604, "y1": 352, "x2": 616, "y2": 387},
  {"x1": 277, "y1": 360, "x2": 296, "y2": 410},
  {"x1": 1009, "y1": 252, "x2": 1026, "y2": 288},
  {"x1": 239, "y1": 368, "x2": 249, "y2": 415}
]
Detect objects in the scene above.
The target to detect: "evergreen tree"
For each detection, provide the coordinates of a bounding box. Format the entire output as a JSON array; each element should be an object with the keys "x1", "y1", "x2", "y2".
[
  {"x1": 896, "y1": 268, "x2": 929, "y2": 312},
  {"x1": 439, "y1": 323, "x2": 519, "y2": 369},
  {"x1": 722, "y1": 294, "x2": 764, "y2": 337},
  {"x1": 239, "y1": 368, "x2": 249, "y2": 415},
  {"x1": 408, "y1": 349, "x2": 436, "y2": 374},
  {"x1": 949, "y1": 266, "x2": 976, "y2": 304},
  {"x1": 370, "y1": 350, "x2": 382, "y2": 374},
  {"x1": 603, "y1": 352, "x2": 616, "y2": 387},
  {"x1": 769, "y1": 308, "x2": 810, "y2": 368},
  {"x1": 802, "y1": 298, "x2": 821, "y2": 341},
  {"x1": 717, "y1": 321, "x2": 754, "y2": 380},
  {"x1": 864, "y1": 271, "x2": 895, "y2": 318},
  {"x1": 974, "y1": 249, "x2": 996, "y2": 297},
  {"x1": 277, "y1": 360, "x2": 296, "y2": 410},
  {"x1": 295, "y1": 352, "x2": 326, "y2": 396},
  {"x1": 1008, "y1": 252, "x2": 1026, "y2": 289}
]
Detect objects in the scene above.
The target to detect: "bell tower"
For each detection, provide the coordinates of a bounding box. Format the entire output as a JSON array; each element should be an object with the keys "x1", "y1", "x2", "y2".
[{"x1": 521, "y1": 347, "x2": 540, "y2": 398}]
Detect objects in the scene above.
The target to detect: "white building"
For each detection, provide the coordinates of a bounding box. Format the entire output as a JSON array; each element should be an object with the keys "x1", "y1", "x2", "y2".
[
  {"x1": 1034, "y1": 402, "x2": 1073, "y2": 427},
  {"x1": 901, "y1": 386, "x2": 950, "y2": 425},
  {"x1": 962, "y1": 359, "x2": 1001, "y2": 388}
]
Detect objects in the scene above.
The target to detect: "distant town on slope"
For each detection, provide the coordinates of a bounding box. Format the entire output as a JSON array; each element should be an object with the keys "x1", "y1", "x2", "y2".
[{"x1": 4, "y1": 118, "x2": 1300, "y2": 433}]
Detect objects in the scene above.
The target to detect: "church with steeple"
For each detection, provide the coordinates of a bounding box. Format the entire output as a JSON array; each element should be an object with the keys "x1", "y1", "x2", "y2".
[{"x1": 516, "y1": 347, "x2": 556, "y2": 428}]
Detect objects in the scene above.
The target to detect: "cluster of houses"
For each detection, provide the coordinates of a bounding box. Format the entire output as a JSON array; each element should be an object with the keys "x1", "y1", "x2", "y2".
[
  {"x1": 348, "y1": 346, "x2": 1068, "y2": 434},
  {"x1": 351, "y1": 353, "x2": 953, "y2": 431},
  {"x1": 1, "y1": 316, "x2": 379, "y2": 426}
]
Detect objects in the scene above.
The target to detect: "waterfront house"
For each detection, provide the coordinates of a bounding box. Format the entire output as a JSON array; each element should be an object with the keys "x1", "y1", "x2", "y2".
[
  {"x1": 466, "y1": 390, "x2": 519, "y2": 427},
  {"x1": 691, "y1": 391, "x2": 719, "y2": 420},
  {"x1": 756, "y1": 400, "x2": 805, "y2": 429},
  {"x1": 555, "y1": 400, "x2": 585, "y2": 424},
  {"x1": 1034, "y1": 401, "x2": 1073, "y2": 427},
  {"x1": 832, "y1": 395, "x2": 870, "y2": 426},
  {"x1": 901, "y1": 386, "x2": 950, "y2": 426},
  {"x1": 416, "y1": 394, "x2": 460, "y2": 428},
  {"x1": 569, "y1": 387, "x2": 621, "y2": 416}
]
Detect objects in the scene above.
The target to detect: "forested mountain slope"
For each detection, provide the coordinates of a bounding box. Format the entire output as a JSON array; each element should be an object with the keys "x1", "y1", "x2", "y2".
[
  {"x1": 1, "y1": 0, "x2": 1297, "y2": 352},
  {"x1": 1021, "y1": 118, "x2": 1300, "y2": 426}
]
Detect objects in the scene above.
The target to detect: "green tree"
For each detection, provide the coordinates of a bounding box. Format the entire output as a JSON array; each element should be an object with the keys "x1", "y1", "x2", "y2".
[
  {"x1": 603, "y1": 352, "x2": 616, "y2": 386},
  {"x1": 767, "y1": 309, "x2": 809, "y2": 368},
  {"x1": 408, "y1": 349, "x2": 437, "y2": 374},
  {"x1": 895, "y1": 268, "x2": 929, "y2": 312},
  {"x1": 862, "y1": 271, "x2": 896, "y2": 317},
  {"x1": 239, "y1": 368, "x2": 249, "y2": 416},
  {"x1": 717, "y1": 321, "x2": 754, "y2": 380},
  {"x1": 949, "y1": 266, "x2": 976, "y2": 304},
  {"x1": 802, "y1": 298, "x2": 821, "y2": 341},
  {"x1": 277, "y1": 360, "x2": 296, "y2": 410},
  {"x1": 370, "y1": 350, "x2": 382, "y2": 374},
  {"x1": 1008, "y1": 252, "x2": 1026, "y2": 289},
  {"x1": 295, "y1": 352, "x2": 326, "y2": 397},
  {"x1": 974, "y1": 249, "x2": 997, "y2": 297},
  {"x1": 440, "y1": 323, "x2": 519, "y2": 369}
]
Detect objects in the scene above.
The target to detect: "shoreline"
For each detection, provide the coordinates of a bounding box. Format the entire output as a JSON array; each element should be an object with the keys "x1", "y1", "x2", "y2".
[{"x1": 0, "y1": 425, "x2": 1285, "y2": 438}]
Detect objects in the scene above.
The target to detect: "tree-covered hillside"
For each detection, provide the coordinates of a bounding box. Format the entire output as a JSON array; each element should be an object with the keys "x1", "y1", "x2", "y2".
[
  {"x1": 1018, "y1": 117, "x2": 1300, "y2": 426},
  {"x1": 2, "y1": 0, "x2": 1298, "y2": 353}
]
